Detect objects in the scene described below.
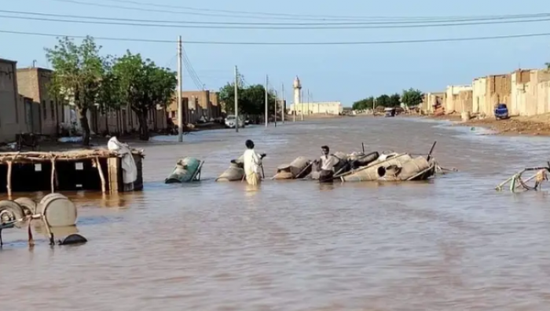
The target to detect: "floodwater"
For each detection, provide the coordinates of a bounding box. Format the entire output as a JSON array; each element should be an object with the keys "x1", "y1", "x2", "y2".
[{"x1": 2, "y1": 116, "x2": 550, "y2": 311}]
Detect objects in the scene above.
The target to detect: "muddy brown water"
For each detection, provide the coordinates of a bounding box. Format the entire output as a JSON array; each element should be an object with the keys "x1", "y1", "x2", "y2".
[{"x1": 2, "y1": 116, "x2": 550, "y2": 311}]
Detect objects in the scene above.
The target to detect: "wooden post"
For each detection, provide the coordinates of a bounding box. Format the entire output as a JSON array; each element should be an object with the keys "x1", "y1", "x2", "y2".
[
  {"x1": 50, "y1": 158, "x2": 56, "y2": 193},
  {"x1": 6, "y1": 161, "x2": 12, "y2": 197},
  {"x1": 107, "y1": 157, "x2": 120, "y2": 193},
  {"x1": 96, "y1": 157, "x2": 106, "y2": 193}
]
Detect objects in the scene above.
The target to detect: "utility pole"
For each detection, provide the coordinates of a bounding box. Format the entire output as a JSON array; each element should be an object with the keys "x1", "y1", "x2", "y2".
[
  {"x1": 307, "y1": 89, "x2": 310, "y2": 116},
  {"x1": 265, "y1": 75, "x2": 268, "y2": 127},
  {"x1": 234, "y1": 65, "x2": 239, "y2": 132},
  {"x1": 281, "y1": 83, "x2": 285, "y2": 123},
  {"x1": 177, "y1": 36, "x2": 183, "y2": 142},
  {"x1": 274, "y1": 90, "x2": 277, "y2": 127},
  {"x1": 300, "y1": 89, "x2": 304, "y2": 121}
]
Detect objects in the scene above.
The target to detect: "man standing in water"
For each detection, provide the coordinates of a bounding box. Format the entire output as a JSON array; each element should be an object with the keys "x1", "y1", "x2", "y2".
[
  {"x1": 243, "y1": 139, "x2": 266, "y2": 185},
  {"x1": 318, "y1": 145, "x2": 339, "y2": 183}
]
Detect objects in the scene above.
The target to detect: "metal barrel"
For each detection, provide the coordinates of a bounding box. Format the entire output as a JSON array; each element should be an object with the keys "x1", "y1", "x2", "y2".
[
  {"x1": 14, "y1": 197, "x2": 37, "y2": 216},
  {"x1": 38, "y1": 193, "x2": 78, "y2": 228}
]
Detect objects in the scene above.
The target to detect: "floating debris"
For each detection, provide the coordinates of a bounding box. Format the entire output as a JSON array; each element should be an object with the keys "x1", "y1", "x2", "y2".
[{"x1": 496, "y1": 163, "x2": 549, "y2": 192}]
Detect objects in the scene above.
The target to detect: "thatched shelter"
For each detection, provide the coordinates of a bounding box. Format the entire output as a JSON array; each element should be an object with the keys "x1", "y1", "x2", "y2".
[{"x1": 0, "y1": 149, "x2": 144, "y2": 196}]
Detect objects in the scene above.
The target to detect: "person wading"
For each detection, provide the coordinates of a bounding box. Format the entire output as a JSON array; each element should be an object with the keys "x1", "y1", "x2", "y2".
[
  {"x1": 318, "y1": 145, "x2": 339, "y2": 183},
  {"x1": 243, "y1": 139, "x2": 266, "y2": 185}
]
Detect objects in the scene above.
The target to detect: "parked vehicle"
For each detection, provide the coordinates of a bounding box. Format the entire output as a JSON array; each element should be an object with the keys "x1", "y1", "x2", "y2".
[
  {"x1": 384, "y1": 107, "x2": 396, "y2": 117},
  {"x1": 224, "y1": 115, "x2": 245, "y2": 128},
  {"x1": 494, "y1": 103, "x2": 509, "y2": 120}
]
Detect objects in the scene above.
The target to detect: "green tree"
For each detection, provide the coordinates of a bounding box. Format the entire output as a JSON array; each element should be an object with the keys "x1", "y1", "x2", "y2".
[
  {"x1": 219, "y1": 82, "x2": 246, "y2": 114},
  {"x1": 219, "y1": 82, "x2": 276, "y2": 116},
  {"x1": 113, "y1": 51, "x2": 176, "y2": 140},
  {"x1": 45, "y1": 36, "x2": 105, "y2": 145},
  {"x1": 375, "y1": 94, "x2": 391, "y2": 107},
  {"x1": 401, "y1": 88, "x2": 423, "y2": 107},
  {"x1": 242, "y1": 84, "x2": 276, "y2": 115},
  {"x1": 96, "y1": 58, "x2": 122, "y2": 134},
  {"x1": 388, "y1": 93, "x2": 401, "y2": 107},
  {"x1": 219, "y1": 73, "x2": 246, "y2": 114},
  {"x1": 352, "y1": 97, "x2": 374, "y2": 110}
]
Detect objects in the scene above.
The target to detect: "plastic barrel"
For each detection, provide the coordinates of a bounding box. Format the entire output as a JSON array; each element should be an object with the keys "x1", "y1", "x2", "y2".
[{"x1": 38, "y1": 193, "x2": 77, "y2": 228}]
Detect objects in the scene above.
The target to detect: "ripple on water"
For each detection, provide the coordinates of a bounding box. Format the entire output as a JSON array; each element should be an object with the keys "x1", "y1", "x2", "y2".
[{"x1": 2, "y1": 117, "x2": 550, "y2": 310}]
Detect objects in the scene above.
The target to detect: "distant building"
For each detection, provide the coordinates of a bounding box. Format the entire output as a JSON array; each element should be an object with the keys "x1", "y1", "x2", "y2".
[
  {"x1": 0, "y1": 58, "x2": 40, "y2": 142},
  {"x1": 167, "y1": 90, "x2": 222, "y2": 125},
  {"x1": 290, "y1": 102, "x2": 343, "y2": 115},
  {"x1": 289, "y1": 76, "x2": 342, "y2": 115},
  {"x1": 17, "y1": 66, "x2": 167, "y2": 136},
  {"x1": 17, "y1": 67, "x2": 63, "y2": 135}
]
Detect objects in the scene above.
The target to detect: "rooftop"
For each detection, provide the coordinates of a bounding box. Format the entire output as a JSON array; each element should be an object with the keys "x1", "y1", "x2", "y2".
[
  {"x1": 0, "y1": 58, "x2": 17, "y2": 64},
  {"x1": 0, "y1": 149, "x2": 145, "y2": 163},
  {"x1": 17, "y1": 66, "x2": 53, "y2": 73}
]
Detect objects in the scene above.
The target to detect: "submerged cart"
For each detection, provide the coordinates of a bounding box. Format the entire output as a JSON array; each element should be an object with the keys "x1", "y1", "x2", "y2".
[
  {"x1": 496, "y1": 163, "x2": 550, "y2": 192},
  {"x1": 0, "y1": 193, "x2": 87, "y2": 246},
  {"x1": 165, "y1": 157, "x2": 204, "y2": 183}
]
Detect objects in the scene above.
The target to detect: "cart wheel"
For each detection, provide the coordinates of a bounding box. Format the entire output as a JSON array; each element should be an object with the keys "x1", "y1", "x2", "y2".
[{"x1": 0, "y1": 200, "x2": 25, "y2": 228}]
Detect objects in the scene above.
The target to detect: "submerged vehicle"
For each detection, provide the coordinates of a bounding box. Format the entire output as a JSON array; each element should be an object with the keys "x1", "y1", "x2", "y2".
[{"x1": 165, "y1": 157, "x2": 204, "y2": 183}]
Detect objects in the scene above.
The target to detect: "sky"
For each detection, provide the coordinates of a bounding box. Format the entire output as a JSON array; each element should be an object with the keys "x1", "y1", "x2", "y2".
[{"x1": 1, "y1": 0, "x2": 549, "y2": 107}]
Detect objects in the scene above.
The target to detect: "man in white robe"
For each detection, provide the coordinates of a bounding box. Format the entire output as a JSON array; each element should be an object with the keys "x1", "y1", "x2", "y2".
[{"x1": 242, "y1": 139, "x2": 266, "y2": 185}]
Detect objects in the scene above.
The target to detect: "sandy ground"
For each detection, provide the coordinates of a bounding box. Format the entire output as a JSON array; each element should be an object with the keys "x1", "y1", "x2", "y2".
[{"x1": 420, "y1": 113, "x2": 550, "y2": 136}]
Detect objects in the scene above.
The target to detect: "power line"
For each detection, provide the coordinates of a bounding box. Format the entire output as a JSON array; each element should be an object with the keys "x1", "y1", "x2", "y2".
[
  {"x1": 2, "y1": 29, "x2": 550, "y2": 45},
  {"x1": 181, "y1": 47, "x2": 204, "y2": 89},
  {"x1": 2, "y1": 10, "x2": 550, "y2": 29},
  {"x1": 6, "y1": 10, "x2": 550, "y2": 29},
  {"x1": 58, "y1": 0, "x2": 550, "y2": 22}
]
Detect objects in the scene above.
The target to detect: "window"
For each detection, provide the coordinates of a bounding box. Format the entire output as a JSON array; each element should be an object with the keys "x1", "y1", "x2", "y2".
[
  {"x1": 50, "y1": 100, "x2": 55, "y2": 121},
  {"x1": 42, "y1": 100, "x2": 47, "y2": 120}
]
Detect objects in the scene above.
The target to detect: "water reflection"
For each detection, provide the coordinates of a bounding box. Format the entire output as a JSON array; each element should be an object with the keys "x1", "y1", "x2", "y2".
[{"x1": 318, "y1": 183, "x2": 335, "y2": 191}]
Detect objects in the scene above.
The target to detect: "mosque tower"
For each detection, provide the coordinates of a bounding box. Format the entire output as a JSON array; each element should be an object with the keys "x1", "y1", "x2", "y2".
[{"x1": 293, "y1": 76, "x2": 302, "y2": 106}]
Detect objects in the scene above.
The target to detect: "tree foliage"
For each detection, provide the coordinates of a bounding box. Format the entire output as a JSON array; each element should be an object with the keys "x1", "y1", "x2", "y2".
[
  {"x1": 352, "y1": 97, "x2": 374, "y2": 110},
  {"x1": 45, "y1": 36, "x2": 177, "y2": 142},
  {"x1": 219, "y1": 82, "x2": 277, "y2": 116},
  {"x1": 352, "y1": 90, "x2": 418, "y2": 110},
  {"x1": 96, "y1": 57, "x2": 121, "y2": 114},
  {"x1": 375, "y1": 94, "x2": 391, "y2": 107},
  {"x1": 45, "y1": 36, "x2": 105, "y2": 145},
  {"x1": 389, "y1": 93, "x2": 401, "y2": 107},
  {"x1": 112, "y1": 51, "x2": 176, "y2": 140},
  {"x1": 401, "y1": 88, "x2": 423, "y2": 107}
]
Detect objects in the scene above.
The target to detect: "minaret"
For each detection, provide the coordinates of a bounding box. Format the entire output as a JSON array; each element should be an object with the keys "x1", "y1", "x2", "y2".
[{"x1": 293, "y1": 76, "x2": 302, "y2": 106}]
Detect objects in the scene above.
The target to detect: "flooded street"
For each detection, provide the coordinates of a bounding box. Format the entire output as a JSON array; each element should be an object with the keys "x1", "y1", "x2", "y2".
[{"x1": 3, "y1": 116, "x2": 550, "y2": 310}]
